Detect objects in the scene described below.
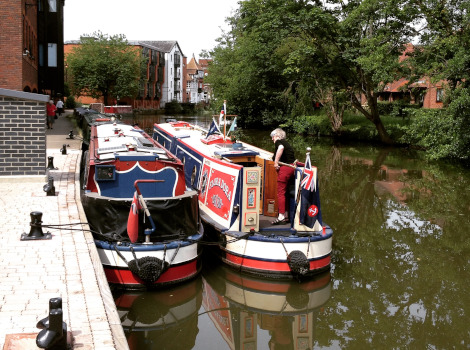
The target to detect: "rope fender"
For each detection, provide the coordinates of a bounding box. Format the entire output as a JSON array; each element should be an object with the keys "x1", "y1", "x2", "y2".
[
  {"x1": 280, "y1": 238, "x2": 310, "y2": 280},
  {"x1": 114, "y1": 244, "x2": 181, "y2": 284}
]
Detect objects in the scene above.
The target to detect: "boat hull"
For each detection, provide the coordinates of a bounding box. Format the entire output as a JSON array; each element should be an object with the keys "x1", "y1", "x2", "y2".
[
  {"x1": 208, "y1": 225, "x2": 333, "y2": 280},
  {"x1": 96, "y1": 236, "x2": 203, "y2": 290}
]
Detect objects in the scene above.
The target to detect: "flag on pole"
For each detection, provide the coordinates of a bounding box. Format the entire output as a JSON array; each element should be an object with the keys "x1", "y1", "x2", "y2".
[
  {"x1": 206, "y1": 118, "x2": 221, "y2": 138},
  {"x1": 127, "y1": 191, "x2": 141, "y2": 243},
  {"x1": 219, "y1": 109, "x2": 225, "y2": 127},
  {"x1": 299, "y1": 153, "x2": 323, "y2": 229},
  {"x1": 227, "y1": 117, "x2": 237, "y2": 136}
]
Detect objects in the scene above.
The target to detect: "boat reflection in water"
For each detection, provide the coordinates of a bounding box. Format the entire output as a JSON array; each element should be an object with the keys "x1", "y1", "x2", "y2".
[
  {"x1": 202, "y1": 264, "x2": 331, "y2": 350},
  {"x1": 113, "y1": 278, "x2": 202, "y2": 349}
]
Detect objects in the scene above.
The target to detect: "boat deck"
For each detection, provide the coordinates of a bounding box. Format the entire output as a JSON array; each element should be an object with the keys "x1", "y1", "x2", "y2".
[{"x1": 259, "y1": 214, "x2": 292, "y2": 231}]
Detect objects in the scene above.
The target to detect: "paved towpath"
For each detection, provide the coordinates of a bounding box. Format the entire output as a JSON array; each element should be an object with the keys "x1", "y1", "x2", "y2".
[{"x1": 0, "y1": 110, "x2": 128, "y2": 350}]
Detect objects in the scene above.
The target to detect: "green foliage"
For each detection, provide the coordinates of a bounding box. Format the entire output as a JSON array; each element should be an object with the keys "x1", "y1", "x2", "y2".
[
  {"x1": 377, "y1": 101, "x2": 421, "y2": 117},
  {"x1": 164, "y1": 100, "x2": 183, "y2": 114},
  {"x1": 66, "y1": 31, "x2": 142, "y2": 105},
  {"x1": 65, "y1": 96, "x2": 76, "y2": 109},
  {"x1": 206, "y1": 0, "x2": 470, "y2": 161},
  {"x1": 400, "y1": 88, "x2": 470, "y2": 160},
  {"x1": 284, "y1": 114, "x2": 331, "y2": 135},
  {"x1": 207, "y1": 0, "x2": 418, "y2": 143}
]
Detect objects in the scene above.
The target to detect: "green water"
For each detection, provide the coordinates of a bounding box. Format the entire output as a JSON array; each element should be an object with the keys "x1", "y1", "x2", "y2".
[{"x1": 116, "y1": 114, "x2": 470, "y2": 349}]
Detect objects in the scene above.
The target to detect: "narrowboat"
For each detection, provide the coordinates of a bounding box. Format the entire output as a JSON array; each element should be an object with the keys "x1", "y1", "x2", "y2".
[
  {"x1": 153, "y1": 114, "x2": 332, "y2": 280},
  {"x1": 81, "y1": 117, "x2": 203, "y2": 289}
]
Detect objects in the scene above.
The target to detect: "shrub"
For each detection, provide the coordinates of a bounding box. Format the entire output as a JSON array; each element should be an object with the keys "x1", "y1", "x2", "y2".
[
  {"x1": 165, "y1": 100, "x2": 183, "y2": 114},
  {"x1": 400, "y1": 96, "x2": 470, "y2": 161},
  {"x1": 65, "y1": 96, "x2": 76, "y2": 109}
]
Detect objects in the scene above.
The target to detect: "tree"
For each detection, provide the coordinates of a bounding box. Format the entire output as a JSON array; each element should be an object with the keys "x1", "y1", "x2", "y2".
[
  {"x1": 279, "y1": 0, "x2": 418, "y2": 143},
  {"x1": 206, "y1": 0, "x2": 295, "y2": 126},
  {"x1": 208, "y1": 0, "x2": 419, "y2": 144},
  {"x1": 66, "y1": 32, "x2": 142, "y2": 105},
  {"x1": 401, "y1": 0, "x2": 470, "y2": 160}
]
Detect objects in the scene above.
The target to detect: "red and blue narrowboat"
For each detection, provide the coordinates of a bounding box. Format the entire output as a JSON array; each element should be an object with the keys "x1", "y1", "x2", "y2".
[
  {"x1": 81, "y1": 117, "x2": 203, "y2": 289},
  {"x1": 153, "y1": 115, "x2": 332, "y2": 280}
]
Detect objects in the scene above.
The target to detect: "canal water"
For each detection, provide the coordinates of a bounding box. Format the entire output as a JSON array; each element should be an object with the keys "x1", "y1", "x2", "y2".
[{"x1": 115, "y1": 114, "x2": 470, "y2": 349}]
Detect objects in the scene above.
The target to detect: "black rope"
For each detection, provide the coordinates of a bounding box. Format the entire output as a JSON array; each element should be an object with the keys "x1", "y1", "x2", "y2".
[{"x1": 40, "y1": 222, "x2": 246, "y2": 246}]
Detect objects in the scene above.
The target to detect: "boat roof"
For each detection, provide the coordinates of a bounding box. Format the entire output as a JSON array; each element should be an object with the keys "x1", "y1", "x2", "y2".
[
  {"x1": 156, "y1": 122, "x2": 273, "y2": 161},
  {"x1": 93, "y1": 122, "x2": 173, "y2": 161}
]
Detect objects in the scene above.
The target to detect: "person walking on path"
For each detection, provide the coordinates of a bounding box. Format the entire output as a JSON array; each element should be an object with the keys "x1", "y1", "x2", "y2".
[
  {"x1": 271, "y1": 128, "x2": 296, "y2": 225},
  {"x1": 46, "y1": 99, "x2": 57, "y2": 129},
  {"x1": 56, "y1": 98, "x2": 64, "y2": 116}
]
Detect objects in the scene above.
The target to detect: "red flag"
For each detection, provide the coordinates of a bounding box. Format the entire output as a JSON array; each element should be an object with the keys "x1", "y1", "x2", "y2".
[{"x1": 127, "y1": 191, "x2": 141, "y2": 243}]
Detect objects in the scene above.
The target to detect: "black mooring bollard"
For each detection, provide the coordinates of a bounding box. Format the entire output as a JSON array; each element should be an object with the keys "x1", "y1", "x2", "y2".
[
  {"x1": 36, "y1": 305, "x2": 67, "y2": 350},
  {"x1": 37, "y1": 297, "x2": 64, "y2": 329},
  {"x1": 67, "y1": 130, "x2": 74, "y2": 139},
  {"x1": 46, "y1": 156, "x2": 58, "y2": 170},
  {"x1": 60, "y1": 144, "x2": 67, "y2": 155},
  {"x1": 43, "y1": 176, "x2": 56, "y2": 196},
  {"x1": 21, "y1": 211, "x2": 52, "y2": 241}
]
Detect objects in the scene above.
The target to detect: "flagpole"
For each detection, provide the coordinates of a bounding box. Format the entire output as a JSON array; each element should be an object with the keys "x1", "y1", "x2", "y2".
[
  {"x1": 295, "y1": 147, "x2": 311, "y2": 206},
  {"x1": 223, "y1": 100, "x2": 227, "y2": 143}
]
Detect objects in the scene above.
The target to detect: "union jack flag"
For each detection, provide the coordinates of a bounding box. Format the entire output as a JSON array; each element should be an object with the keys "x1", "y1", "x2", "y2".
[
  {"x1": 299, "y1": 153, "x2": 322, "y2": 229},
  {"x1": 301, "y1": 154, "x2": 316, "y2": 192}
]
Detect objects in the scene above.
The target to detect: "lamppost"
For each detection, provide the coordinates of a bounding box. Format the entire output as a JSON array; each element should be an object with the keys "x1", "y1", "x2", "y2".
[{"x1": 64, "y1": 63, "x2": 68, "y2": 82}]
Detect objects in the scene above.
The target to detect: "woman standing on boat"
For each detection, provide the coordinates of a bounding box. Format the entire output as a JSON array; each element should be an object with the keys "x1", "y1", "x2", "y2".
[{"x1": 271, "y1": 128, "x2": 296, "y2": 225}]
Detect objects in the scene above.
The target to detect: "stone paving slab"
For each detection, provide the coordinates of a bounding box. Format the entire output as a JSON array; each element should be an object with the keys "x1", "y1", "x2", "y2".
[{"x1": 0, "y1": 112, "x2": 128, "y2": 350}]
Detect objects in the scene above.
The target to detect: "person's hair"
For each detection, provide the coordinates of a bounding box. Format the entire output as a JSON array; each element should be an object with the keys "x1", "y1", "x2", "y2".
[{"x1": 270, "y1": 128, "x2": 286, "y2": 140}]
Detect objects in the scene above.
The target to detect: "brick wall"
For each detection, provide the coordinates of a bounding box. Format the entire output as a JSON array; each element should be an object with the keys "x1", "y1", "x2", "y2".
[
  {"x1": 0, "y1": 1, "x2": 23, "y2": 90},
  {"x1": 0, "y1": 88, "x2": 49, "y2": 176}
]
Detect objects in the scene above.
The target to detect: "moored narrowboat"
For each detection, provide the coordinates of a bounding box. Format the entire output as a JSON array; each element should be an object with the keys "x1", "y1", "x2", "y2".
[
  {"x1": 153, "y1": 114, "x2": 332, "y2": 280},
  {"x1": 81, "y1": 117, "x2": 203, "y2": 289}
]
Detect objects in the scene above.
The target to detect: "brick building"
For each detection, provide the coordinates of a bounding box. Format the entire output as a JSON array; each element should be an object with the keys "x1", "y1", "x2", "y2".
[
  {"x1": 375, "y1": 44, "x2": 445, "y2": 109},
  {"x1": 0, "y1": 0, "x2": 65, "y2": 98}
]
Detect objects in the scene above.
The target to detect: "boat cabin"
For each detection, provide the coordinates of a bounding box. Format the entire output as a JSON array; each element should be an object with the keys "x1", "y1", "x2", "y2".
[{"x1": 153, "y1": 122, "x2": 307, "y2": 234}]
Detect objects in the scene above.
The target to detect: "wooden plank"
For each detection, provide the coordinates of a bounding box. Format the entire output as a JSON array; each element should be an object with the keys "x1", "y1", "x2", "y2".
[{"x1": 263, "y1": 159, "x2": 278, "y2": 217}]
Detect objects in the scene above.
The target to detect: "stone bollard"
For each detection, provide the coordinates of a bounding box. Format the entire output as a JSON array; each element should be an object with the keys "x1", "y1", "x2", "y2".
[
  {"x1": 21, "y1": 211, "x2": 52, "y2": 241},
  {"x1": 36, "y1": 297, "x2": 67, "y2": 350},
  {"x1": 43, "y1": 176, "x2": 56, "y2": 196}
]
